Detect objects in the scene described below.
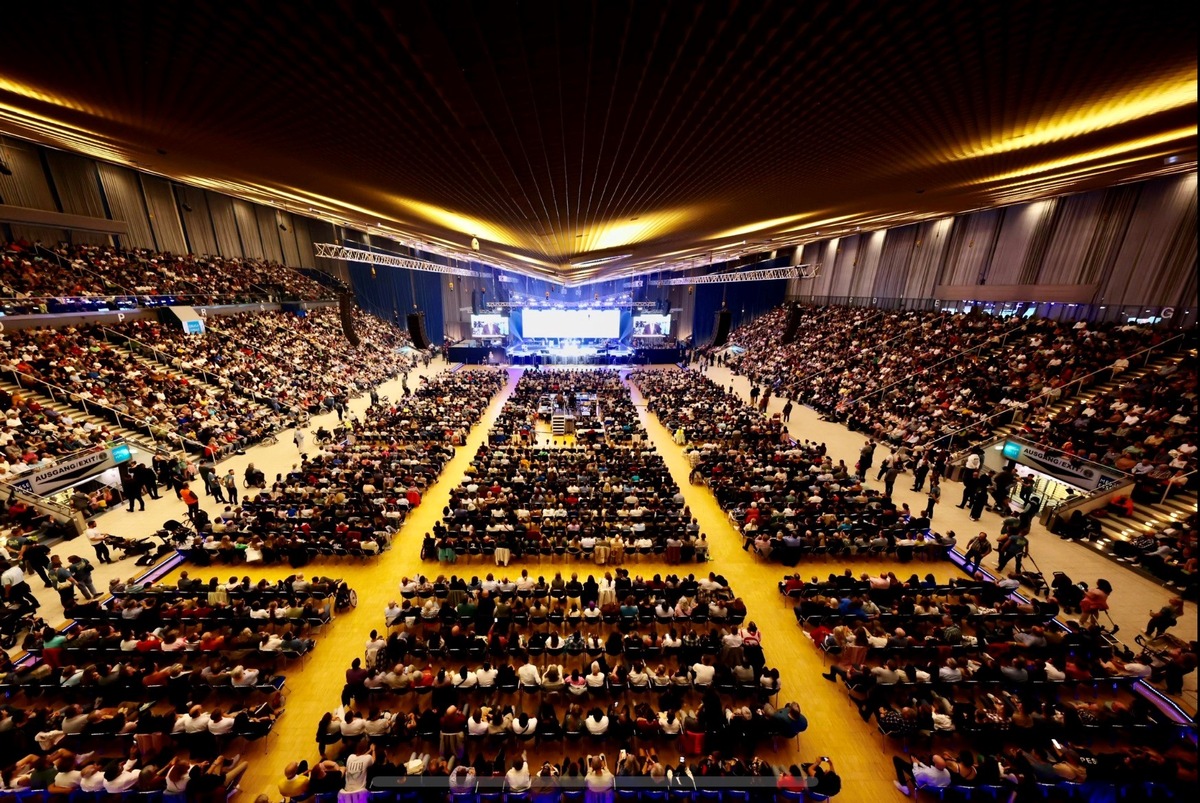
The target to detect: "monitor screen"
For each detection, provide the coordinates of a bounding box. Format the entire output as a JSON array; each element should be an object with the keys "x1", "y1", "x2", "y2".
[
  {"x1": 470, "y1": 314, "x2": 509, "y2": 339},
  {"x1": 523, "y1": 309, "x2": 620, "y2": 339},
  {"x1": 631, "y1": 313, "x2": 671, "y2": 337}
]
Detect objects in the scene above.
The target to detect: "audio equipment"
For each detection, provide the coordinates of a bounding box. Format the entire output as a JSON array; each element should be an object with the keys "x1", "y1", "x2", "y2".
[
  {"x1": 711, "y1": 308, "x2": 732, "y2": 347},
  {"x1": 781, "y1": 303, "x2": 802, "y2": 345},
  {"x1": 407, "y1": 311, "x2": 431, "y2": 349},
  {"x1": 338, "y1": 293, "x2": 360, "y2": 346}
]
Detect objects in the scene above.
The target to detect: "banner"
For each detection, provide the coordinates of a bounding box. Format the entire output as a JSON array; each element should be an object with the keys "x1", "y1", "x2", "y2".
[
  {"x1": 1001, "y1": 440, "x2": 1125, "y2": 491},
  {"x1": 12, "y1": 443, "x2": 132, "y2": 496}
]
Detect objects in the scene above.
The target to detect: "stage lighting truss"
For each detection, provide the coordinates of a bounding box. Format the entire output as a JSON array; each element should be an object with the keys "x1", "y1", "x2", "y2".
[
  {"x1": 314, "y1": 243, "x2": 487, "y2": 277},
  {"x1": 483, "y1": 300, "x2": 662, "y2": 310},
  {"x1": 658, "y1": 264, "x2": 820, "y2": 285}
]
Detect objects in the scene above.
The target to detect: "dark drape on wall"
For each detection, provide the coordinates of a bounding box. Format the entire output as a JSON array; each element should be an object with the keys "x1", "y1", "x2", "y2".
[
  {"x1": 347, "y1": 261, "x2": 446, "y2": 343},
  {"x1": 693, "y1": 279, "x2": 787, "y2": 342}
]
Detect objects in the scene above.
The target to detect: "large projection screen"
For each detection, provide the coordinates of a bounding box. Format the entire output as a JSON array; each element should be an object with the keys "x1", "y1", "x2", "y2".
[{"x1": 523, "y1": 309, "x2": 620, "y2": 339}]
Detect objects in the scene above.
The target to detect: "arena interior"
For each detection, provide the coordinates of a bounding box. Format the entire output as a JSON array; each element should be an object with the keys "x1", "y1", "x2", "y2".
[{"x1": 0, "y1": 3, "x2": 1196, "y2": 803}]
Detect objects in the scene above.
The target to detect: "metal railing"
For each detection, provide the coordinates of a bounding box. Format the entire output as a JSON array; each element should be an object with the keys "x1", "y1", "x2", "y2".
[
  {"x1": 99, "y1": 325, "x2": 306, "y2": 421},
  {"x1": 2, "y1": 366, "x2": 198, "y2": 455},
  {"x1": 939, "y1": 331, "x2": 1191, "y2": 455}
]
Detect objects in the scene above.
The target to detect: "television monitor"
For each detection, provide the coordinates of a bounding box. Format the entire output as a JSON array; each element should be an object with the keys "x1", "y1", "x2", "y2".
[
  {"x1": 470, "y1": 314, "x2": 509, "y2": 339},
  {"x1": 522, "y1": 309, "x2": 620, "y2": 339},
  {"x1": 632, "y1": 313, "x2": 671, "y2": 337}
]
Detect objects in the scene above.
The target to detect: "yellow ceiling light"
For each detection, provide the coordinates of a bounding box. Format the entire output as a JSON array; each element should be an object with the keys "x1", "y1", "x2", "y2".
[
  {"x1": 579, "y1": 206, "x2": 694, "y2": 252},
  {"x1": 974, "y1": 127, "x2": 1196, "y2": 184},
  {"x1": 712, "y1": 212, "x2": 815, "y2": 240},
  {"x1": 957, "y1": 72, "x2": 1197, "y2": 159}
]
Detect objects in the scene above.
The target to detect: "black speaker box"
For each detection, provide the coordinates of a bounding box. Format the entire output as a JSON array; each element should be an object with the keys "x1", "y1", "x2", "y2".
[
  {"x1": 781, "y1": 304, "x2": 802, "y2": 345},
  {"x1": 338, "y1": 293, "x2": 360, "y2": 347},
  {"x1": 711, "y1": 308, "x2": 732, "y2": 347},
  {"x1": 407, "y1": 311, "x2": 431, "y2": 349}
]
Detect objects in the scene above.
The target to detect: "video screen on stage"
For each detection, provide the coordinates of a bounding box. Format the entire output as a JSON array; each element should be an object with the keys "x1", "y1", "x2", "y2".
[
  {"x1": 631, "y1": 313, "x2": 671, "y2": 338},
  {"x1": 523, "y1": 308, "x2": 620, "y2": 339},
  {"x1": 470, "y1": 314, "x2": 509, "y2": 339}
]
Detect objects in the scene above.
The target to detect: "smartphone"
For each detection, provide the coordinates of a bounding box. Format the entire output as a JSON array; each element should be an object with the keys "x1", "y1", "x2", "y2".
[
  {"x1": 679, "y1": 756, "x2": 686, "y2": 764},
  {"x1": 1050, "y1": 739, "x2": 1062, "y2": 751}
]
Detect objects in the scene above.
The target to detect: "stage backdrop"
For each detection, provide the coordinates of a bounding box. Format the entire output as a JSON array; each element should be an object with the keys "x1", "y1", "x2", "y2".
[{"x1": 510, "y1": 308, "x2": 634, "y2": 341}]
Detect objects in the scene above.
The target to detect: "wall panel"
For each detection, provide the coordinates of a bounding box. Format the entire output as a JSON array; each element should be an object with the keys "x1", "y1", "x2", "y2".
[
  {"x1": 205, "y1": 191, "x2": 242, "y2": 256},
  {"x1": 96, "y1": 163, "x2": 156, "y2": 248},
  {"x1": 232, "y1": 199, "x2": 265, "y2": 259},
  {"x1": 140, "y1": 176, "x2": 188, "y2": 254}
]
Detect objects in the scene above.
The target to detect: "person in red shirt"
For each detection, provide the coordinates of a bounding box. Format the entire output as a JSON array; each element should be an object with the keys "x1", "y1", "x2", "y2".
[{"x1": 180, "y1": 485, "x2": 200, "y2": 522}]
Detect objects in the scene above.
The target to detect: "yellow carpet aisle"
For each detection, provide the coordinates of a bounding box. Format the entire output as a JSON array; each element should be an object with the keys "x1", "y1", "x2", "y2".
[{"x1": 697, "y1": 362, "x2": 1198, "y2": 712}]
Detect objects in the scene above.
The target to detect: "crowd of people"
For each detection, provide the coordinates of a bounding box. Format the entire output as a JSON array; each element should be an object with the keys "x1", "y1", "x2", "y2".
[
  {"x1": 291, "y1": 569, "x2": 833, "y2": 799},
  {"x1": 427, "y1": 370, "x2": 712, "y2": 564},
  {"x1": 714, "y1": 304, "x2": 1183, "y2": 460},
  {"x1": 1, "y1": 324, "x2": 286, "y2": 455},
  {"x1": 167, "y1": 368, "x2": 507, "y2": 566},
  {"x1": 1, "y1": 241, "x2": 333, "y2": 314},
  {"x1": 0, "y1": 383, "x2": 124, "y2": 479}
]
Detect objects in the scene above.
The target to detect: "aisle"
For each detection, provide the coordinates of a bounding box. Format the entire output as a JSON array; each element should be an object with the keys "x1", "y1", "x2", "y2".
[
  {"x1": 627, "y1": 370, "x2": 939, "y2": 803},
  {"x1": 227, "y1": 366, "x2": 520, "y2": 797},
  {"x1": 21, "y1": 356, "x2": 456, "y2": 625},
  {"x1": 699, "y1": 362, "x2": 1198, "y2": 712}
]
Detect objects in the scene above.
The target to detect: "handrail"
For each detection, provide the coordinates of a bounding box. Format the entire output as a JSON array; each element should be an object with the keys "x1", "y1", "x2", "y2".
[
  {"x1": 2, "y1": 365, "x2": 197, "y2": 455},
  {"x1": 940, "y1": 330, "x2": 1191, "y2": 455},
  {"x1": 34, "y1": 243, "x2": 133, "y2": 295},
  {"x1": 845, "y1": 317, "x2": 1030, "y2": 407},
  {"x1": 1161, "y1": 469, "x2": 1197, "y2": 506},
  {"x1": 100, "y1": 325, "x2": 305, "y2": 419},
  {"x1": 0, "y1": 476, "x2": 78, "y2": 521}
]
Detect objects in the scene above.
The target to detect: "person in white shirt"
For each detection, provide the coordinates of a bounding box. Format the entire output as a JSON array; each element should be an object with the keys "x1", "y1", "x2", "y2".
[
  {"x1": 230, "y1": 666, "x2": 260, "y2": 687},
  {"x1": 505, "y1": 755, "x2": 531, "y2": 792},
  {"x1": 343, "y1": 741, "x2": 375, "y2": 793},
  {"x1": 207, "y1": 710, "x2": 235, "y2": 735},
  {"x1": 511, "y1": 712, "x2": 538, "y2": 737},
  {"x1": 691, "y1": 656, "x2": 716, "y2": 687},
  {"x1": 181, "y1": 707, "x2": 211, "y2": 733},
  {"x1": 584, "y1": 709, "x2": 609, "y2": 735},
  {"x1": 517, "y1": 662, "x2": 542, "y2": 687},
  {"x1": 80, "y1": 766, "x2": 107, "y2": 793},
  {"x1": 476, "y1": 664, "x2": 498, "y2": 689},
  {"x1": 102, "y1": 762, "x2": 141, "y2": 793}
]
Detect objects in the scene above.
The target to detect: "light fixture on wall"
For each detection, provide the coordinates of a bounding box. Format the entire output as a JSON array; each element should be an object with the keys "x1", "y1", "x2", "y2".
[
  {"x1": 0, "y1": 160, "x2": 11, "y2": 176},
  {"x1": 180, "y1": 202, "x2": 193, "y2": 212}
]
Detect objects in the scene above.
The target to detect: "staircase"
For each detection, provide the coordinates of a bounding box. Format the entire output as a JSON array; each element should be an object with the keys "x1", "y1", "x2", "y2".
[
  {"x1": 0, "y1": 377, "x2": 182, "y2": 462},
  {"x1": 990, "y1": 347, "x2": 1194, "y2": 443},
  {"x1": 551, "y1": 414, "x2": 569, "y2": 436}
]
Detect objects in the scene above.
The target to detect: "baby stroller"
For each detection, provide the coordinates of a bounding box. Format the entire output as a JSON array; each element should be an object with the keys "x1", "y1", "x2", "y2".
[
  {"x1": 106, "y1": 534, "x2": 158, "y2": 562},
  {"x1": 134, "y1": 531, "x2": 178, "y2": 567},
  {"x1": 334, "y1": 581, "x2": 358, "y2": 612},
  {"x1": 1050, "y1": 571, "x2": 1086, "y2": 613},
  {"x1": 0, "y1": 606, "x2": 38, "y2": 649}
]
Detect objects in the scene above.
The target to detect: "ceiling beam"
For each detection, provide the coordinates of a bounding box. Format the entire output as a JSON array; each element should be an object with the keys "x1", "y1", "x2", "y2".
[
  {"x1": 658, "y1": 264, "x2": 820, "y2": 285},
  {"x1": 314, "y1": 243, "x2": 487, "y2": 277}
]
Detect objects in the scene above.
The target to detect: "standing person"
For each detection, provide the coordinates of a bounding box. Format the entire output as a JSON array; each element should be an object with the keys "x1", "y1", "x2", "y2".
[
  {"x1": 858, "y1": 440, "x2": 876, "y2": 481},
  {"x1": 781, "y1": 399, "x2": 793, "y2": 423},
  {"x1": 924, "y1": 480, "x2": 941, "y2": 520},
  {"x1": 962, "y1": 532, "x2": 992, "y2": 575},
  {"x1": 48, "y1": 556, "x2": 78, "y2": 608},
  {"x1": 995, "y1": 531, "x2": 1028, "y2": 574},
  {"x1": 293, "y1": 428, "x2": 306, "y2": 453},
  {"x1": 883, "y1": 464, "x2": 899, "y2": 498},
  {"x1": 67, "y1": 555, "x2": 99, "y2": 600},
  {"x1": 911, "y1": 457, "x2": 930, "y2": 492},
  {"x1": 179, "y1": 485, "x2": 201, "y2": 524},
  {"x1": 957, "y1": 472, "x2": 976, "y2": 509},
  {"x1": 153, "y1": 452, "x2": 172, "y2": 490},
  {"x1": 222, "y1": 470, "x2": 239, "y2": 506},
  {"x1": 1079, "y1": 579, "x2": 1112, "y2": 629},
  {"x1": 20, "y1": 540, "x2": 52, "y2": 587},
  {"x1": 749, "y1": 385, "x2": 760, "y2": 406},
  {"x1": 123, "y1": 468, "x2": 145, "y2": 512},
  {"x1": 135, "y1": 461, "x2": 161, "y2": 500},
  {"x1": 968, "y1": 482, "x2": 989, "y2": 521},
  {"x1": 0, "y1": 560, "x2": 41, "y2": 612},
  {"x1": 85, "y1": 520, "x2": 113, "y2": 565}
]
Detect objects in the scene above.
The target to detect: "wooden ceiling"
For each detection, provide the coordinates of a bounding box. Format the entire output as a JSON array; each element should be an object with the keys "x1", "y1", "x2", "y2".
[{"x1": 0, "y1": 0, "x2": 1195, "y2": 282}]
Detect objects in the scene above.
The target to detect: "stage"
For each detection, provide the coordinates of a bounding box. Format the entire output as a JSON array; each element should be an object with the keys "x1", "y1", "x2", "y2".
[{"x1": 507, "y1": 343, "x2": 635, "y2": 365}]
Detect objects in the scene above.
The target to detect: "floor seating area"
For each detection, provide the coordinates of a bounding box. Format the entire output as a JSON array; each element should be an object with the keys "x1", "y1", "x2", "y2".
[{"x1": 430, "y1": 370, "x2": 710, "y2": 565}]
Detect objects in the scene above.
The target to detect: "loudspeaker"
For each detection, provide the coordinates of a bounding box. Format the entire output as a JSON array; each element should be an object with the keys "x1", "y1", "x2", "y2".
[
  {"x1": 406, "y1": 312, "x2": 431, "y2": 349},
  {"x1": 711, "y1": 308, "x2": 732, "y2": 347},
  {"x1": 338, "y1": 293, "x2": 360, "y2": 347},
  {"x1": 780, "y1": 303, "x2": 802, "y2": 345}
]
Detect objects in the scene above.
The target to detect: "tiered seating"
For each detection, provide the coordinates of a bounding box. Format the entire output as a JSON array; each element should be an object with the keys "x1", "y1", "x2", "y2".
[
  {"x1": 1, "y1": 324, "x2": 282, "y2": 455},
  {"x1": 1, "y1": 241, "x2": 333, "y2": 314},
  {"x1": 209, "y1": 309, "x2": 414, "y2": 412},
  {"x1": 175, "y1": 368, "x2": 507, "y2": 566},
  {"x1": 780, "y1": 571, "x2": 1193, "y2": 799},
  {"x1": 429, "y1": 370, "x2": 711, "y2": 565},
  {"x1": 0, "y1": 385, "x2": 122, "y2": 479}
]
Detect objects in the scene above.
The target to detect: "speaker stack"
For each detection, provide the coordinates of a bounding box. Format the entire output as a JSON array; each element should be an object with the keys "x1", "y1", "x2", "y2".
[
  {"x1": 711, "y1": 308, "x2": 732, "y2": 347},
  {"x1": 780, "y1": 303, "x2": 802, "y2": 345},
  {"x1": 406, "y1": 311, "x2": 432, "y2": 349},
  {"x1": 338, "y1": 293, "x2": 360, "y2": 347}
]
